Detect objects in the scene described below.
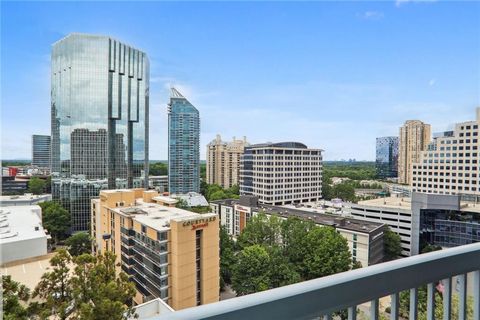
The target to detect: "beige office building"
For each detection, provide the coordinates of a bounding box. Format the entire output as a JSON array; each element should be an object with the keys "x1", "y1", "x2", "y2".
[
  {"x1": 398, "y1": 120, "x2": 431, "y2": 184},
  {"x1": 91, "y1": 189, "x2": 219, "y2": 310},
  {"x1": 206, "y1": 135, "x2": 249, "y2": 188},
  {"x1": 411, "y1": 108, "x2": 480, "y2": 201}
]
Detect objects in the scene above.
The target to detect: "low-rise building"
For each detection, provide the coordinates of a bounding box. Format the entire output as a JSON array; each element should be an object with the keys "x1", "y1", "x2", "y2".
[
  {"x1": 0, "y1": 205, "x2": 49, "y2": 264},
  {"x1": 149, "y1": 175, "x2": 168, "y2": 193},
  {"x1": 211, "y1": 196, "x2": 385, "y2": 267},
  {"x1": 91, "y1": 189, "x2": 219, "y2": 310},
  {"x1": 0, "y1": 193, "x2": 52, "y2": 207},
  {"x1": 348, "y1": 192, "x2": 480, "y2": 256}
]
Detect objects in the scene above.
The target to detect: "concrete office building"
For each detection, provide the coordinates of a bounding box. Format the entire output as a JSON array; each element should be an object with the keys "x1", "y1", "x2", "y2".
[
  {"x1": 376, "y1": 136, "x2": 399, "y2": 179},
  {"x1": 348, "y1": 192, "x2": 480, "y2": 256},
  {"x1": 398, "y1": 120, "x2": 431, "y2": 185},
  {"x1": 411, "y1": 108, "x2": 480, "y2": 202},
  {"x1": 0, "y1": 205, "x2": 49, "y2": 264},
  {"x1": 91, "y1": 189, "x2": 219, "y2": 310},
  {"x1": 206, "y1": 135, "x2": 249, "y2": 189},
  {"x1": 149, "y1": 175, "x2": 168, "y2": 193},
  {"x1": 239, "y1": 142, "x2": 322, "y2": 205},
  {"x1": 168, "y1": 88, "x2": 200, "y2": 195},
  {"x1": 51, "y1": 33, "x2": 149, "y2": 232},
  {"x1": 211, "y1": 196, "x2": 385, "y2": 266},
  {"x1": 32, "y1": 135, "x2": 51, "y2": 168}
]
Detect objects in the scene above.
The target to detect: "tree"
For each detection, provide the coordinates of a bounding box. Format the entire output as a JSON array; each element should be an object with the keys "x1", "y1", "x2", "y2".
[
  {"x1": 41, "y1": 201, "x2": 71, "y2": 244},
  {"x1": 209, "y1": 190, "x2": 228, "y2": 201},
  {"x1": 303, "y1": 227, "x2": 352, "y2": 280},
  {"x1": 33, "y1": 249, "x2": 73, "y2": 320},
  {"x1": 65, "y1": 232, "x2": 93, "y2": 256},
  {"x1": 149, "y1": 162, "x2": 167, "y2": 176},
  {"x1": 267, "y1": 246, "x2": 300, "y2": 288},
  {"x1": 237, "y1": 213, "x2": 282, "y2": 249},
  {"x1": 31, "y1": 250, "x2": 137, "y2": 320},
  {"x1": 220, "y1": 225, "x2": 236, "y2": 289},
  {"x1": 28, "y1": 177, "x2": 46, "y2": 195},
  {"x1": 2, "y1": 275, "x2": 31, "y2": 320},
  {"x1": 384, "y1": 228, "x2": 402, "y2": 261},
  {"x1": 231, "y1": 245, "x2": 271, "y2": 296},
  {"x1": 280, "y1": 217, "x2": 315, "y2": 274},
  {"x1": 421, "y1": 244, "x2": 442, "y2": 254}
]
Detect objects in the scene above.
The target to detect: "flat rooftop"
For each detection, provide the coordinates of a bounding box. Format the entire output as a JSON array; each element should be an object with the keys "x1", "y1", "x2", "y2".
[
  {"x1": 112, "y1": 200, "x2": 216, "y2": 232},
  {"x1": 0, "y1": 193, "x2": 51, "y2": 205},
  {"x1": 212, "y1": 199, "x2": 383, "y2": 234},
  {"x1": 356, "y1": 197, "x2": 412, "y2": 210},
  {"x1": 0, "y1": 205, "x2": 48, "y2": 244}
]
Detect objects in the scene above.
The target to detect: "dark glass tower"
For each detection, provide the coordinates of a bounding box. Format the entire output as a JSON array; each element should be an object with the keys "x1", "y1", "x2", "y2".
[
  {"x1": 51, "y1": 33, "x2": 149, "y2": 232},
  {"x1": 375, "y1": 136, "x2": 399, "y2": 179},
  {"x1": 32, "y1": 135, "x2": 51, "y2": 168},
  {"x1": 168, "y1": 88, "x2": 200, "y2": 194}
]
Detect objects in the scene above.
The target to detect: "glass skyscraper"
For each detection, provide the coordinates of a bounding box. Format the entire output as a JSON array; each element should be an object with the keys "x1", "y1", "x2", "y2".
[
  {"x1": 375, "y1": 136, "x2": 399, "y2": 179},
  {"x1": 51, "y1": 33, "x2": 149, "y2": 232},
  {"x1": 168, "y1": 88, "x2": 200, "y2": 194},
  {"x1": 32, "y1": 135, "x2": 51, "y2": 168}
]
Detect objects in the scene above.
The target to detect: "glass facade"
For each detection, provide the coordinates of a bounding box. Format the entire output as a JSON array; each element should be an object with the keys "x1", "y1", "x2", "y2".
[
  {"x1": 32, "y1": 135, "x2": 51, "y2": 168},
  {"x1": 168, "y1": 88, "x2": 200, "y2": 194},
  {"x1": 51, "y1": 34, "x2": 149, "y2": 232},
  {"x1": 376, "y1": 136, "x2": 399, "y2": 179},
  {"x1": 420, "y1": 209, "x2": 480, "y2": 249}
]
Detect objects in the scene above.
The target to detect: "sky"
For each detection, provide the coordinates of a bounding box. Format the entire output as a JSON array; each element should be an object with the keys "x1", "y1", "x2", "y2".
[{"x1": 1, "y1": 1, "x2": 479, "y2": 161}]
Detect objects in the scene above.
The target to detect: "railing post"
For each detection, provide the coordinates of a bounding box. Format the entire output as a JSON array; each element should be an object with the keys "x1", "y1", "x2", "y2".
[
  {"x1": 390, "y1": 292, "x2": 399, "y2": 320},
  {"x1": 409, "y1": 288, "x2": 418, "y2": 320},
  {"x1": 473, "y1": 271, "x2": 480, "y2": 320},
  {"x1": 443, "y1": 277, "x2": 452, "y2": 320},
  {"x1": 348, "y1": 306, "x2": 357, "y2": 320},
  {"x1": 370, "y1": 299, "x2": 379, "y2": 320},
  {"x1": 427, "y1": 282, "x2": 435, "y2": 320},
  {"x1": 458, "y1": 274, "x2": 467, "y2": 320}
]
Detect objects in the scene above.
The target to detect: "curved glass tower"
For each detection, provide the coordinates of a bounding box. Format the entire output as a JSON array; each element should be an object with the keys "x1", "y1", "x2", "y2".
[
  {"x1": 51, "y1": 33, "x2": 149, "y2": 232},
  {"x1": 168, "y1": 88, "x2": 200, "y2": 194}
]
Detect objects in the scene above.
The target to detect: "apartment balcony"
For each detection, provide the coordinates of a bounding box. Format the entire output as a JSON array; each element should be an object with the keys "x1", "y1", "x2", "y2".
[{"x1": 153, "y1": 242, "x2": 480, "y2": 320}]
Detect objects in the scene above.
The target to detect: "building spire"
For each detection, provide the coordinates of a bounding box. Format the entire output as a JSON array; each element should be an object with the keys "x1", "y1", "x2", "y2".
[{"x1": 170, "y1": 87, "x2": 185, "y2": 99}]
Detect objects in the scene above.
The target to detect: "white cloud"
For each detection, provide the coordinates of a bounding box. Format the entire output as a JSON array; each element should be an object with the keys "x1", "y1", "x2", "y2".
[
  {"x1": 358, "y1": 11, "x2": 384, "y2": 20},
  {"x1": 395, "y1": 0, "x2": 437, "y2": 7}
]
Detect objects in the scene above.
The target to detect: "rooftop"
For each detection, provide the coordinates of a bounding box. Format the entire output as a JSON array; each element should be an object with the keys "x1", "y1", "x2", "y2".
[
  {"x1": 0, "y1": 205, "x2": 48, "y2": 244},
  {"x1": 212, "y1": 199, "x2": 383, "y2": 234},
  {"x1": 111, "y1": 200, "x2": 215, "y2": 232},
  {"x1": 355, "y1": 196, "x2": 412, "y2": 210},
  {"x1": 0, "y1": 193, "x2": 51, "y2": 206},
  {"x1": 248, "y1": 142, "x2": 310, "y2": 149}
]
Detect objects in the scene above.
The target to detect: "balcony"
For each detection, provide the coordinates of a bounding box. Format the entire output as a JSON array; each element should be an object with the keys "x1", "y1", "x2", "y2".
[{"x1": 152, "y1": 242, "x2": 480, "y2": 320}]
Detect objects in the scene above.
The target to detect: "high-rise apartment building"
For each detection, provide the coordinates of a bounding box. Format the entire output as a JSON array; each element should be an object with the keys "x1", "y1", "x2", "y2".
[
  {"x1": 32, "y1": 135, "x2": 51, "y2": 168},
  {"x1": 375, "y1": 136, "x2": 399, "y2": 179},
  {"x1": 206, "y1": 135, "x2": 249, "y2": 189},
  {"x1": 398, "y1": 120, "x2": 431, "y2": 185},
  {"x1": 91, "y1": 189, "x2": 219, "y2": 309},
  {"x1": 411, "y1": 108, "x2": 480, "y2": 202},
  {"x1": 239, "y1": 142, "x2": 322, "y2": 205},
  {"x1": 51, "y1": 33, "x2": 149, "y2": 232},
  {"x1": 168, "y1": 88, "x2": 200, "y2": 195}
]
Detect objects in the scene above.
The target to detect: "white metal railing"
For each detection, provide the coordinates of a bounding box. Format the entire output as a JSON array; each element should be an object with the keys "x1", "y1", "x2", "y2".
[{"x1": 151, "y1": 242, "x2": 480, "y2": 320}]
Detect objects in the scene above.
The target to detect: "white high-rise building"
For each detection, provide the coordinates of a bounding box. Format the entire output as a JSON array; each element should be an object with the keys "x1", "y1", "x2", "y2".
[
  {"x1": 239, "y1": 142, "x2": 322, "y2": 205},
  {"x1": 411, "y1": 108, "x2": 480, "y2": 202}
]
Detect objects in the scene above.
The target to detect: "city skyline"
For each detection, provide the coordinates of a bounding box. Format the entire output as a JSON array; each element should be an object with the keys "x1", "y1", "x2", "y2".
[{"x1": 2, "y1": 1, "x2": 479, "y2": 161}]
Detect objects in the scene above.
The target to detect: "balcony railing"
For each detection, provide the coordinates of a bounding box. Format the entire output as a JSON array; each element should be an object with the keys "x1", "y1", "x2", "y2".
[{"x1": 153, "y1": 242, "x2": 480, "y2": 320}]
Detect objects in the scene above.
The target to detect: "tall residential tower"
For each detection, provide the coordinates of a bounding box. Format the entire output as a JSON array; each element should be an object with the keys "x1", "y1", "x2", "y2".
[
  {"x1": 168, "y1": 88, "x2": 200, "y2": 194},
  {"x1": 398, "y1": 120, "x2": 431, "y2": 185},
  {"x1": 206, "y1": 135, "x2": 249, "y2": 189},
  {"x1": 51, "y1": 33, "x2": 149, "y2": 232}
]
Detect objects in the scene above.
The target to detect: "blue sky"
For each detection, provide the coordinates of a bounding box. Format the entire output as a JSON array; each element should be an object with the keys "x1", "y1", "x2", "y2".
[{"x1": 1, "y1": 1, "x2": 479, "y2": 160}]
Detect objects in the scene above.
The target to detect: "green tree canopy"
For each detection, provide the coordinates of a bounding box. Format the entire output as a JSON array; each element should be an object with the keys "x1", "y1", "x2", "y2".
[
  {"x1": 302, "y1": 227, "x2": 352, "y2": 280},
  {"x1": 2, "y1": 275, "x2": 31, "y2": 320},
  {"x1": 384, "y1": 228, "x2": 402, "y2": 261},
  {"x1": 65, "y1": 232, "x2": 93, "y2": 256},
  {"x1": 28, "y1": 177, "x2": 46, "y2": 195},
  {"x1": 231, "y1": 245, "x2": 271, "y2": 296},
  {"x1": 220, "y1": 225, "x2": 236, "y2": 289},
  {"x1": 237, "y1": 213, "x2": 282, "y2": 249},
  {"x1": 40, "y1": 201, "x2": 71, "y2": 244},
  {"x1": 149, "y1": 162, "x2": 167, "y2": 176}
]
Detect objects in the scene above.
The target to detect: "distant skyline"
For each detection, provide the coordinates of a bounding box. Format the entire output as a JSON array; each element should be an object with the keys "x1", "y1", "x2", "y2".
[{"x1": 2, "y1": 1, "x2": 479, "y2": 161}]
